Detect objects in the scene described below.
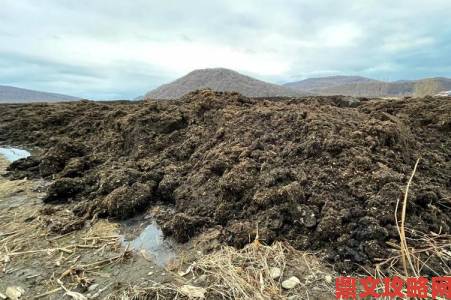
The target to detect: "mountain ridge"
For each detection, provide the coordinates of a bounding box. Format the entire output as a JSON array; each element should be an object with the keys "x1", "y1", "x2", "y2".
[
  {"x1": 284, "y1": 75, "x2": 379, "y2": 91},
  {"x1": 0, "y1": 85, "x2": 80, "y2": 103},
  {"x1": 284, "y1": 76, "x2": 451, "y2": 97},
  {"x1": 145, "y1": 68, "x2": 308, "y2": 99}
]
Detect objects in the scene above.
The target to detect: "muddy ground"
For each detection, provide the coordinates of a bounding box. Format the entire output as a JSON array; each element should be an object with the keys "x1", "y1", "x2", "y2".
[
  {"x1": 0, "y1": 156, "x2": 179, "y2": 299},
  {"x1": 0, "y1": 90, "x2": 450, "y2": 276},
  {"x1": 1, "y1": 156, "x2": 334, "y2": 299}
]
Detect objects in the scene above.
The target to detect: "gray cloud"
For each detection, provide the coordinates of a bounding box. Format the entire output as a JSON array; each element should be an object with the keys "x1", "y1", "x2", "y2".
[{"x1": 1, "y1": 0, "x2": 451, "y2": 99}]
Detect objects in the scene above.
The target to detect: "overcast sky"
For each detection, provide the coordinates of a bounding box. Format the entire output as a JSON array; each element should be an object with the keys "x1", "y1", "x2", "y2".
[{"x1": 1, "y1": 0, "x2": 451, "y2": 99}]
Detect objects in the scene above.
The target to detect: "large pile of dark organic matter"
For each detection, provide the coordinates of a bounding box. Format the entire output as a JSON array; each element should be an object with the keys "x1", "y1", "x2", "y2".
[{"x1": 0, "y1": 90, "x2": 450, "y2": 272}]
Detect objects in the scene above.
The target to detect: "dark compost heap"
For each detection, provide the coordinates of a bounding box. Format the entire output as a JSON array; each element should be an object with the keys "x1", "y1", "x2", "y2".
[{"x1": 1, "y1": 90, "x2": 450, "y2": 272}]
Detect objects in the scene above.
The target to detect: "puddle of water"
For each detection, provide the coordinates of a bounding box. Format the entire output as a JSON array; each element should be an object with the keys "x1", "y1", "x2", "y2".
[
  {"x1": 120, "y1": 220, "x2": 176, "y2": 267},
  {"x1": 0, "y1": 147, "x2": 31, "y2": 162}
]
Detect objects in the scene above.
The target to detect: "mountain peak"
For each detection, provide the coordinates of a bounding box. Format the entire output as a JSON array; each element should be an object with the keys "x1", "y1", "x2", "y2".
[
  {"x1": 145, "y1": 68, "x2": 307, "y2": 99},
  {"x1": 188, "y1": 67, "x2": 237, "y2": 74}
]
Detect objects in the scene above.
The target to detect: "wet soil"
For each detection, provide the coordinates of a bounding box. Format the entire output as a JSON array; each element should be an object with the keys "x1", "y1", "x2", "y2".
[
  {"x1": 0, "y1": 156, "x2": 178, "y2": 299},
  {"x1": 1, "y1": 156, "x2": 334, "y2": 299},
  {"x1": 0, "y1": 90, "x2": 450, "y2": 273}
]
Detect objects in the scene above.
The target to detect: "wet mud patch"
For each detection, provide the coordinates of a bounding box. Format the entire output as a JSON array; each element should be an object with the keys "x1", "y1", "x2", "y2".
[{"x1": 0, "y1": 156, "x2": 181, "y2": 298}]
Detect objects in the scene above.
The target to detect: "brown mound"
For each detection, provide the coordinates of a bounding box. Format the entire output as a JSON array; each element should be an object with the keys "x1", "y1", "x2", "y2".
[{"x1": 1, "y1": 90, "x2": 450, "y2": 273}]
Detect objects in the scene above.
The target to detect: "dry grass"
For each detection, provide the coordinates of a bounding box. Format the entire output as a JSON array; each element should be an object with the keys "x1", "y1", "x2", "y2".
[
  {"x1": 0, "y1": 177, "x2": 28, "y2": 198},
  {"x1": 0, "y1": 157, "x2": 35, "y2": 199},
  {"x1": 363, "y1": 158, "x2": 451, "y2": 297},
  {"x1": 392, "y1": 158, "x2": 450, "y2": 278},
  {"x1": 395, "y1": 157, "x2": 420, "y2": 277},
  {"x1": 110, "y1": 240, "x2": 336, "y2": 300},
  {"x1": 0, "y1": 158, "x2": 152, "y2": 299},
  {"x1": 376, "y1": 229, "x2": 451, "y2": 277},
  {"x1": 0, "y1": 189, "x2": 127, "y2": 298},
  {"x1": 371, "y1": 229, "x2": 451, "y2": 299},
  {"x1": 194, "y1": 241, "x2": 294, "y2": 299},
  {"x1": 105, "y1": 282, "x2": 181, "y2": 300},
  {"x1": 200, "y1": 241, "x2": 335, "y2": 299}
]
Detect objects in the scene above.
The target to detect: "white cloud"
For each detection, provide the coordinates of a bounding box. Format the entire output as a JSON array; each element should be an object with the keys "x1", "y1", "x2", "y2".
[{"x1": 319, "y1": 23, "x2": 363, "y2": 48}]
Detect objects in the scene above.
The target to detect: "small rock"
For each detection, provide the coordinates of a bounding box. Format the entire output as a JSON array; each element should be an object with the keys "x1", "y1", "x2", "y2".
[
  {"x1": 325, "y1": 274, "x2": 333, "y2": 284},
  {"x1": 297, "y1": 205, "x2": 317, "y2": 228},
  {"x1": 303, "y1": 212, "x2": 317, "y2": 228},
  {"x1": 269, "y1": 267, "x2": 281, "y2": 279},
  {"x1": 0, "y1": 292, "x2": 7, "y2": 300},
  {"x1": 282, "y1": 276, "x2": 301, "y2": 289},
  {"x1": 5, "y1": 286, "x2": 25, "y2": 300},
  {"x1": 179, "y1": 285, "x2": 206, "y2": 299},
  {"x1": 147, "y1": 271, "x2": 154, "y2": 276}
]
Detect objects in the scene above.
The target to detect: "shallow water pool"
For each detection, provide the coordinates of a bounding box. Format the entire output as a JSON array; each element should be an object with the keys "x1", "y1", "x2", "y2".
[
  {"x1": 120, "y1": 220, "x2": 176, "y2": 267},
  {"x1": 0, "y1": 147, "x2": 31, "y2": 162}
]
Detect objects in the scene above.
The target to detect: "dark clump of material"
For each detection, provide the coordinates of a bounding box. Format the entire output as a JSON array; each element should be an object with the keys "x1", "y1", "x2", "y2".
[
  {"x1": 6, "y1": 156, "x2": 40, "y2": 179},
  {"x1": 0, "y1": 90, "x2": 450, "y2": 272},
  {"x1": 99, "y1": 182, "x2": 154, "y2": 219},
  {"x1": 43, "y1": 177, "x2": 84, "y2": 203},
  {"x1": 162, "y1": 213, "x2": 209, "y2": 243}
]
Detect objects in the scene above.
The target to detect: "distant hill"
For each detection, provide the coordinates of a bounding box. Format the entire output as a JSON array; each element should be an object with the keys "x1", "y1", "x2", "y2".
[
  {"x1": 284, "y1": 75, "x2": 378, "y2": 91},
  {"x1": 412, "y1": 78, "x2": 451, "y2": 97},
  {"x1": 0, "y1": 85, "x2": 80, "y2": 103},
  {"x1": 284, "y1": 76, "x2": 451, "y2": 97},
  {"x1": 145, "y1": 68, "x2": 307, "y2": 99}
]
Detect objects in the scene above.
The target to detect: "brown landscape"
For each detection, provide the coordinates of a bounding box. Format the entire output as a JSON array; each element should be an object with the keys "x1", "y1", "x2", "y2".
[{"x1": 1, "y1": 90, "x2": 450, "y2": 298}]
